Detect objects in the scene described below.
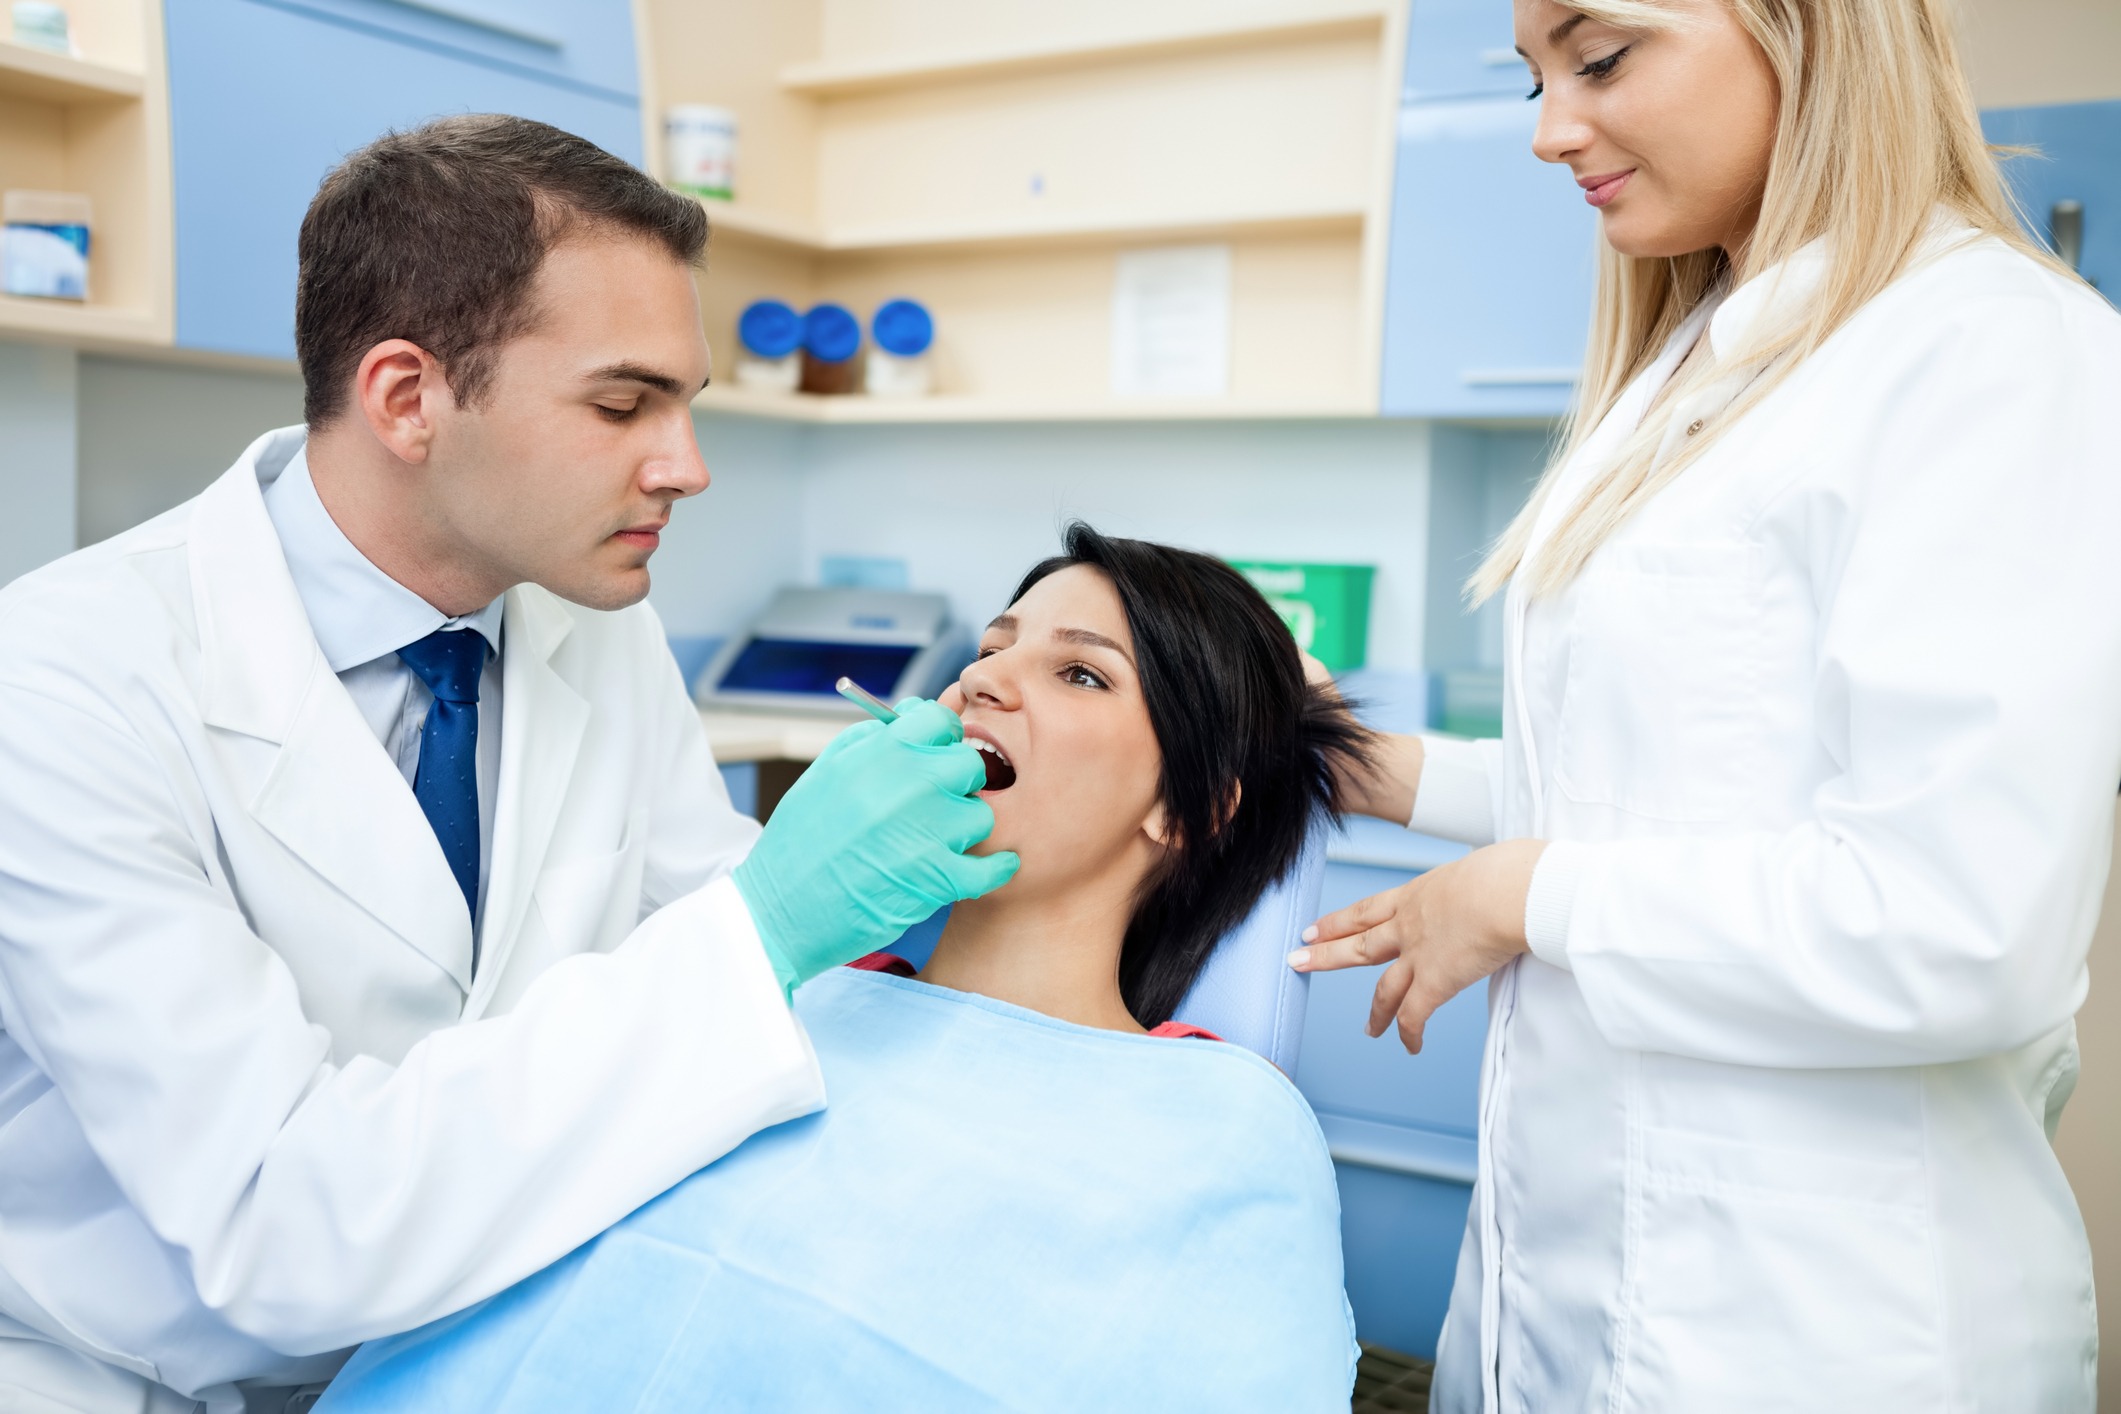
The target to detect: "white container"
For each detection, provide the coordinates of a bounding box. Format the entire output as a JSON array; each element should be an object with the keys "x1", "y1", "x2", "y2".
[
  {"x1": 3, "y1": 190, "x2": 91, "y2": 301},
  {"x1": 864, "y1": 299, "x2": 935, "y2": 399},
  {"x1": 11, "y1": 1, "x2": 71, "y2": 54},
  {"x1": 864, "y1": 349, "x2": 932, "y2": 399},
  {"x1": 665, "y1": 105, "x2": 737, "y2": 202}
]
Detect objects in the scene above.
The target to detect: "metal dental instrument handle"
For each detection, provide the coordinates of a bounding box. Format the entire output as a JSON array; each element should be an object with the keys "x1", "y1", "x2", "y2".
[
  {"x1": 2052, "y1": 200, "x2": 2085, "y2": 273},
  {"x1": 835, "y1": 677, "x2": 900, "y2": 724}
]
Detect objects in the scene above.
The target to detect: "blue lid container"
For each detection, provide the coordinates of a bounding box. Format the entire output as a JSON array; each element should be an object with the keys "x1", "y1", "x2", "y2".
[
  {"x1": 737, "y1": 299, "x2": 803, "y2": 358},
  {"x1": 871, "y1": 299, "x2": 934, "y2": 358},
  {"x1": 803, "y1": 303, "x2": 863, "y2": 364}
]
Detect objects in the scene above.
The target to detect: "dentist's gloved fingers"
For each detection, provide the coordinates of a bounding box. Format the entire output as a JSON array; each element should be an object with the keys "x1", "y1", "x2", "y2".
[
  {"x1": 885, "y1": 698, "x2": 963, "y2": 748},
  {"x1": 942, "y1": 848, "x2": 1021, "y2": 901},
  {"x1": 814, "y1": 716, "x2": 887, "y2": 764},
  {"x1": 910, "y1": 741, "x2": 992, "y2": 801},
  {"x1": 929, "y1": 792, "x2": 998, "y2": 854},
  {"x1": 1287, "y1": 881, "x2": 1413, "y2": 973}
]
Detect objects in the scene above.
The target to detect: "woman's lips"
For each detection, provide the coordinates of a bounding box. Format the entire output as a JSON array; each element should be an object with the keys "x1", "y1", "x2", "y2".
[{"x1": 1581, "y1": 170, "x2": 1633, "y2": 208}]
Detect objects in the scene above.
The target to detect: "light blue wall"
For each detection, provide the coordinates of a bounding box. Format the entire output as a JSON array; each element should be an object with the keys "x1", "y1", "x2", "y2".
[
  {"x1": 768, "y1": 417, "x2": 1437, "y2": 673},
  {"x1": 0, "y1": 343, "x2": 79, "y2": 587},
  {"x1": 75, "y1": 354, "x2": 305, "y2": 547}
]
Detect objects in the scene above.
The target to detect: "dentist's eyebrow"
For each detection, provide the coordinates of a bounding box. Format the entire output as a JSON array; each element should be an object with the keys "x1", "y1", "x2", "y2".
[{"x1": 582, "y1": 361, "x2": 700, "y2": 396}]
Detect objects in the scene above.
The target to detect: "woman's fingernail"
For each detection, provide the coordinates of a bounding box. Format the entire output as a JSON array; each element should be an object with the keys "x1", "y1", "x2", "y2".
[
  {"x1": 1300, "y1": 925, "x2": 1319, "y2": 943},
  {"x1": 1287, "y1": 949, "x2": 1311, "y2": 970}
]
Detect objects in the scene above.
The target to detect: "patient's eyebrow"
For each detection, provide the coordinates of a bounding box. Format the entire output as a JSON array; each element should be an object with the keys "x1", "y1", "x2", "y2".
[
  {"x1": 987, "y1": 614, "x2": 1018, "y2": 633},
  {"x1": 1054, "y1": 627, "x2": 1133, "y2": 663},
  {"x1": 582, "y1": 361, "x2": 702, "y2": 396}
]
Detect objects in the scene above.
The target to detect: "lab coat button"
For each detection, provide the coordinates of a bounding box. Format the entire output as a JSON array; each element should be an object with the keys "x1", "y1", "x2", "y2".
[{"x1": 1686, "y1": 418, "x2": 1705, "y2": 436}]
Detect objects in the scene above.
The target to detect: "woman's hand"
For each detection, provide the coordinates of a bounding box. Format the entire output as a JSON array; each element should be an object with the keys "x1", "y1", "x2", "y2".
[
  {"x1": 1289, "y1": 839, "x2": 1547, "y2": 1052},
  {"x1": 1298, "y1": 651, "x2": 1422, "y2": 824}
]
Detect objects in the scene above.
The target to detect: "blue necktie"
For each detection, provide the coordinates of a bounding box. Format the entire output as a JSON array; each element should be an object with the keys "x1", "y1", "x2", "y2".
[{"x1": 397, "y1": 628, "x2": 486, "y2": 949}]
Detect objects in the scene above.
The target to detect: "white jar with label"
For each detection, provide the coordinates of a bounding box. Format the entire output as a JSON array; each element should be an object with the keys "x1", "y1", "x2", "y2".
[{"x1": 665, "y1": 105, "x2": 737, "y2": 202}]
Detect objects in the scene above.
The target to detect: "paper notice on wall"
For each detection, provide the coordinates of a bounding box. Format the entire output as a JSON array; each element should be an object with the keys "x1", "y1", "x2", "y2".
[{"x1": 1110, "y1": 244, "x2": 1231, "y2": 398}]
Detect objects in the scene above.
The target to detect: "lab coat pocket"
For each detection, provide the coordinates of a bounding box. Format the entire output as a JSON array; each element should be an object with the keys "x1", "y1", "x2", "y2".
[
  {"x1": 1555, "y1": 542, "x2": 1765, "y2": 823},
  {"x1": 534, "y1": 824, "x2": 648, "y2": 956},
  {"x1": 1617, "y1": 1125, "x2": 1946, "y2": 1412}
]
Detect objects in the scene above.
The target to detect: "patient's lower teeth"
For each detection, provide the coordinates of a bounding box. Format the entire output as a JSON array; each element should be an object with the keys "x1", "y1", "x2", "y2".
[
  {"x1": 973, "y1": 741, "x2": 1016, "y2": 791},
  {"x1": 982, "y1": 752, "x2": 1016, "y2": 791}
]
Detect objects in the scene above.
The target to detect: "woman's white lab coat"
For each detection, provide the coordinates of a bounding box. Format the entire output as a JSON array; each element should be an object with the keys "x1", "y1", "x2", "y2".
[{"x1": 1422, "y1": 226, "x2": 2121, "y2": 1413}]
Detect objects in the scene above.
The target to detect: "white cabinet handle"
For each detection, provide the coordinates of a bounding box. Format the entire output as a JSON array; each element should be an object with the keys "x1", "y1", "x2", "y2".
[
  {"x1": 373, "y1": 0, "x2": 563, "y2": 49},
  {"x1": 1461, "y1": 368, "x2": 1580, "y2": 387}
]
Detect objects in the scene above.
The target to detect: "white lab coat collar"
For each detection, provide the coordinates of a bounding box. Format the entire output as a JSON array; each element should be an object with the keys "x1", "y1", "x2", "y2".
[
  {"x1": 262, "y1": 441, "x2": 502, "y2": 674},
  {"x1": 1707, "y1": 212, "x2": 1982, "y2": 362},
  {"x1": 186, "y1": 426, "x2": 585, "y2": 996}
]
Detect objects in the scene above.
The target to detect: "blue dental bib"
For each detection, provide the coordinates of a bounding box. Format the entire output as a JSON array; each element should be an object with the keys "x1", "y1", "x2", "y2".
[{"x1": 318, "y1": 968, "x2": 1356, "y2": 1412}]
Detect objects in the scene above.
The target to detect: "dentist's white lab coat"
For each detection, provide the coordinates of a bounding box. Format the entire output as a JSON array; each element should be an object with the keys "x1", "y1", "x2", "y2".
[
  {"x1": 0, "y1": 429, "x2": 825, "y2": 1413},
  {"x1": 1418, "y1": 227, "x2": 2121, "y2": 1412}
]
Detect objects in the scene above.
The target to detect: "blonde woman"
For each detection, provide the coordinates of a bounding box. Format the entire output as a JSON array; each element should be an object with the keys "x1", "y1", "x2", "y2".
[{"x1": 1292, "y1": 0, "x2": 2121, "y2": 1408}]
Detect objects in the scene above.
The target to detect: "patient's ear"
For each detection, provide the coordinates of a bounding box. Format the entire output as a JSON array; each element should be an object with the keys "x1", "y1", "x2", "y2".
[
  {"x1": 1140, "y1": 781, "x2": 1241, "y2": 850},
  {"x1": 1142, "y1": 800, "x2": 1177, "y2": 850}
]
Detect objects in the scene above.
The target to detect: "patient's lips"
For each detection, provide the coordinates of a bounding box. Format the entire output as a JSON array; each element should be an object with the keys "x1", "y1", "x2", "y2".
[{"x1": 968, "y1": 736, "x2": 1017, "y2": 791}]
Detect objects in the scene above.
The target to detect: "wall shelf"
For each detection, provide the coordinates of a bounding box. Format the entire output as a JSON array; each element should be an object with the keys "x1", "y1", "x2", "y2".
[
  {"x1": 0, "y1": 41, "x2": 144, "y2": 102},
  {"x1": 701, "y1": 202, "x2": 823, "y2": 251},
  {"x1": 0, "y1": 295, "x2": 163, "y2": 348},
  {"x1": 706, "y1": 196, "x2": 1366, "y2": 255},
  {"x1": 693, "y1": 383, "x2": 1373, "y2": 424},
  {"x1": 0, "y1": 3, "x2": 175, "y2": 352},
  {"x1": 778, "y1": 1, "x2": 1390, "y2": 97},
  {"x1": 648, "y1": 0, "x2": 1409, "y2": 421}
]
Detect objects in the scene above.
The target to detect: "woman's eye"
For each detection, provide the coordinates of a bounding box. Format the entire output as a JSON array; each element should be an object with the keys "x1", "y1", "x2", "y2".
[
  {"x1": 1577, "y1": 45, "x2": 1631, "y2": 81},
  {"x1": 1525, "y1": 81, "x2": 1544, "y2": 101},
  {"x1": 1062, "y1": 664, "x2": 1108, "y2": 690},
  {"x1": 976, "y1": 647, "x2": 999, "y2": 660}
]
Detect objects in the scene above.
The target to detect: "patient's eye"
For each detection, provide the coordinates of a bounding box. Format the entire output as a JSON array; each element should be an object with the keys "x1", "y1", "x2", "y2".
[
  {"x1": 1061, "y1": 664, "x2": 1108, "y2": 690},
  {"x1": 596, "y1": 402, "x2": 640, "y2": 422}
]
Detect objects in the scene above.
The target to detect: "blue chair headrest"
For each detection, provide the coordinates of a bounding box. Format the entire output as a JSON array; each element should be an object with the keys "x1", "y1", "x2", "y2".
[{"x1": 1169, "y1": 833, "x2": 1323, "y2": 1071}]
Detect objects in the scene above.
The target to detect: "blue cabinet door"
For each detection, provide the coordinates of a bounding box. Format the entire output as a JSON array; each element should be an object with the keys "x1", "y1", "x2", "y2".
[
  {"x1": 1984, "y1": 100, "x2": 2121, "y2": 300},
  {"x1": 1379, "y1": 96, "x2": 1600, "y2": 419},
  {"x1": 1403, "y1": 0, "x2": 1531, "y2": 103},
  {"x1": 243, "y1": 0, "x2": 641, "y2": 98},
  {"x1": 167, "y1": 0, "x2": 643, "y2": 360}
]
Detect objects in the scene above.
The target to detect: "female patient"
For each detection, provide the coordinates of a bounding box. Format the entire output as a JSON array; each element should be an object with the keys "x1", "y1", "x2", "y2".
[{"x1": 318, "y1": 526, "x2": 1373, "y2": 1413}]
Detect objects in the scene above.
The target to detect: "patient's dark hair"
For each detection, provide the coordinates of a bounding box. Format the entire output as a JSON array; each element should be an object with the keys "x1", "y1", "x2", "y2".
[{"x1": 1012, "y1": 524, "x2": 1378, "y2": 1028}]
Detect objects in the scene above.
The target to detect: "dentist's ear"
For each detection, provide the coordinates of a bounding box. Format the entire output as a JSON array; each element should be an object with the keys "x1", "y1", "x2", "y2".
[{"x1": 354, "y1": 337, "x2": 450, "y2": 467}]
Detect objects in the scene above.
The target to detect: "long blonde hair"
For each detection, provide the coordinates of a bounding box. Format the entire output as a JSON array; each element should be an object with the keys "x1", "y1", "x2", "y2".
[{"x1": 1470, "y1": 0, "x2": 2053, "y2": 604}]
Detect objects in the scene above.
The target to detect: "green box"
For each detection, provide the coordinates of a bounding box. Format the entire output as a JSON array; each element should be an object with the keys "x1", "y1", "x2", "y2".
[{"x1": 1228, "y1": 561, "x2": 1376, "y2": 672}]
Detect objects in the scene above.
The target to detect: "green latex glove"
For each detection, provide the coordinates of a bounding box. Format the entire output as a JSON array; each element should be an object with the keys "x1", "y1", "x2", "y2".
[{"x1": 733, "y1": 698, "x2": 1019, "y2": 997}]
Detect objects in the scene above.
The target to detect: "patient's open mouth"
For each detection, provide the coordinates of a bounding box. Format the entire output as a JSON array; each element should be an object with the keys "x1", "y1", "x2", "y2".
[{"x1": 969, "y1": 737, "x2": 1017, "y2": 792}]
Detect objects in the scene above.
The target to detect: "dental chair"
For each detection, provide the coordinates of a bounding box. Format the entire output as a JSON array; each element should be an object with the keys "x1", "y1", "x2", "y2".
[{"x1": 890, "y1": 832, "x2": 1324, "y2": 1072}]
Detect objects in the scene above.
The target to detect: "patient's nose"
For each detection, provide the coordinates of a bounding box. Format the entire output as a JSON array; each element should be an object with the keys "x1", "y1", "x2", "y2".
[{"x1": 956, "y1": 652, "x2": 1020, "y2": 710}]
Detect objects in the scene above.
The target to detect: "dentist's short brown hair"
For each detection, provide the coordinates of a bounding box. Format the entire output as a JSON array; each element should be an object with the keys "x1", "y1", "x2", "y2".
[{"x1": 296, "y1": 113, "x2": 707, "y2": 428}]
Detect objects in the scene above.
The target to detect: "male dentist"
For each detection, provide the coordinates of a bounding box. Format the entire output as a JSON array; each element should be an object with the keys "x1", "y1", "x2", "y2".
[{"x1": 0, "y1": 115, "x2": 1012, "y2": 1414}]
